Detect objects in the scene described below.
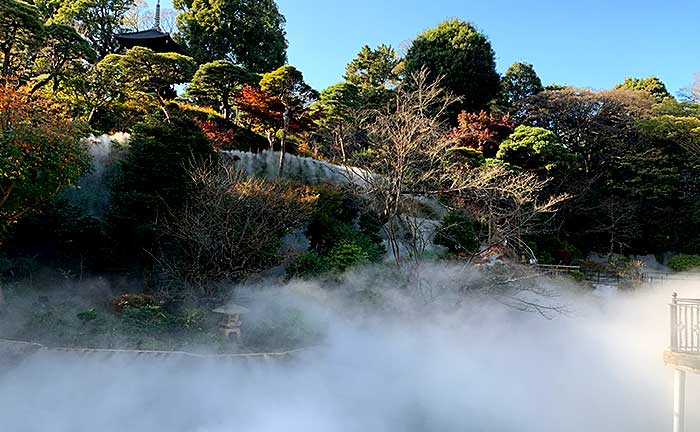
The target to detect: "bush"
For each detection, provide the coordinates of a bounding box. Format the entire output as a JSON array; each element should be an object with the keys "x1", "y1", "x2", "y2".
[
  {"x1": 287, "y1": 251, "x2": 328, "y2": 279},
  {"x1": 156, "y1": 161, "x2": 313, "y2": 297},
  {"x1": 668, "y1": 255, "x2": 700, "y2": 272},
  {"x1": 112, "y1": 293, "x2": 157, "y2": 314},
  {"x1": 326, "y1": 239, "x2": 371, "y2": 271},
  {"x1": 434, "y1": 211, "x2": 481, "y2": 254},
  {"x1": 108, "y1": 116, "x2": 215, "y2": 257},
  {"x1": 120, "y1": 303, "x2": 176, "y2": 335}
]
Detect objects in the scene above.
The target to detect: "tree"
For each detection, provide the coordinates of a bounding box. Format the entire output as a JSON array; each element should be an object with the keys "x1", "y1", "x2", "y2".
[
  {"x1": 62, "y1": 55, "x2": 124, "y2": 123},
  {"x1": 615, "y1": 76, "x2": 671, "y2": 103},
  {"x1": 496, "y1": 125, "x2": 568, "y2": 172},
  {"x1": 108, "y1": 116, "x2": 214, "y2": 262},
  {"x1": 357, "y1": 69, "x2": 459, "y2": 262},
  {"x1": 259, "y1": 65, "x2": 317, "y2": 176},
  {"x1": 0, "y1": 0, "x2": 43, "y2": 77},
  {"x1": 174, "y1": 0, "x2": 287, "y2": 72},
  {"x1": 516, "y1": 88, "x2": 656, "y2": 253},
  {"x1": 680, "y1": 72, "x2": 700, "y2": 104},
  {"x1": 235, "y1": 84, "x2": 284, "y2": 148},
  {"x1": 344, "y1": 44, "x2": 402, "y2": 106},
  {"x1": 449, "y1": 110, "x2": 514, "y2": 158},
  {"x1": 0, "y1": 84, "x2": 89, "y2": 241},
  {"x1": 500, "y1": 62, "x2": 543, "y2": 108},
  {"x1": 311, "y1": 82, "x2": 363, "y2": 161},
  {"x1": 108, "y1": 46, "x2": 196, "y2": 120},
  {"x1": 186, "y1": 60, "x2": 256, "y2": 121},
  {"x1": 52, "y1": 0, "x2": 135, "y2": 58},
  {"x1": 403, "y1": 18, "x2": 500, "y2": 114},
  {"x1": 516, "y1": 88, "x2": 654, "y2": 176},
  {"x1": 30, "y1": 23, "x2": 96, "y2": 93}
]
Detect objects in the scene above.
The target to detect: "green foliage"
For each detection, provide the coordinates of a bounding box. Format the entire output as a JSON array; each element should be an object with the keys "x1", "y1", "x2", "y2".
[
  {"x1": 301, "y1": 184, "x2": 384, "y2": 274},
  {"x1": 404, "y1": 18, "x2": 500, "y2": 113},
  {"x1": 325, "y1": 239, "x2": 371, "y2": 271},
  {"x1": 112, "y1": 47, "x2": 197, "y2": 113},
  {"x1": 668, "y1": 255, "x2": 700, "y2": 272},
  {"x1": 286, "y1": 251, "x2": 328, "y2": 279},
  {"x1": 186, "y1": 60, "x2": 257, "y2": 120},
  {"x1": 343, "y1": 44, "x2": 401, "y2": 106},
  {"x1": 109, "y1": 116, "x2": 214, "y2": 255},
  {"x1": 120, "y1": 303, "x2": 176, "y2": 335},
  {"x1": 175, "y1": 0, "x2": 287, "y2": 72},
  {"x1": 30, "y1": 23, "x2": 96, "y2": 94},
  {"x1": 500, "y1": 62, "x2": 543, "y2": 107},
  {"x1": 615, "y1": 77, "x2": 671, "y2": 103},
  {"x1": 52, "y1": 0, "x2": 134, "y2": 58},
  {"x1": 260, "y1": 65, "x2": 317, "y2": 107},
  {"x1": 76, "y1": 308, "x2": 97, "y2": 322},
  {"x1": 434, "y1": 211, "x2": 481, "y2": 254},
  {"x1": 0, "y1": 0, "x2": 44, "y2": 77},
  {"x1": 496, "y1": 125, "x2": 568, "y2": 171}
]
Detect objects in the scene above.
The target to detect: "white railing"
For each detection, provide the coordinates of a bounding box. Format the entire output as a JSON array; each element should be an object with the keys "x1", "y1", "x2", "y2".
[{"x1": 670, "y1": 293, "x2": 700, "y2": 354}]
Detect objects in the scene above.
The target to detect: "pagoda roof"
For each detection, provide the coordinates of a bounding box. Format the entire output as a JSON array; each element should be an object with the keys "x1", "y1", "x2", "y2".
[{"x1": 115, "y1": 29, "x2": 186, "y2": 54}]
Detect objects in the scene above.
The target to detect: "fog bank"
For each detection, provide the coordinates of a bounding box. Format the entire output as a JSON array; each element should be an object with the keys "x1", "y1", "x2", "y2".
[{"x1": 1, "y1": 269, "x2": 699, "y2": 432}]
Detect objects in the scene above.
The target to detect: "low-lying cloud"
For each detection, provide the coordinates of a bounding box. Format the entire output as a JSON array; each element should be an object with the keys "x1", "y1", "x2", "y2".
[{"x1": 1, "y1": 264, "x2": 699, "y2": 432}]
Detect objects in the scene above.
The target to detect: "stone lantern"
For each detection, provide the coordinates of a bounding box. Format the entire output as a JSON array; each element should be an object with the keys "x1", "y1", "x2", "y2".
[{"x1": 212, "y1": 304, "x2": 250, "y2": 341}]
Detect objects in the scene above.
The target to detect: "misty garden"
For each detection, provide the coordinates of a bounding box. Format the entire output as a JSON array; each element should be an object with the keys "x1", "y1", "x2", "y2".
[{"x1": 1, "y1": 0, "x2": 700, "y2": 431}]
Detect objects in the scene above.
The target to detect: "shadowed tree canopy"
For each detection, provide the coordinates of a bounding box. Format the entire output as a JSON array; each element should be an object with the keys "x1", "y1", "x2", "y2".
[
  {"x1": 174, "y1": 0, "x2": 287, "y2": 72},
  {"x1": 500, "y1": 62, "x2": 544, "y2": 108},
  {"x1": 0, "y1": 0, "x2": 44, "y2": 77},
  {"x1": 404, "y1": 19, "x2": 500, "y2": 114},
  {"x1": 186, "y1": 60, "x2": 257, "y2": 120},
  {"x1": 104, "y1": 46, "x2": 196, "y2": 119},
  {"x1": 31, "y1": 23, "x2": 97, "y2": 93},
  {"x1": 52, "y1": 0, "x2": 135, "y2": 58},
  {"x1": 615, "y1": 76, "x2": 671, "y2": 103}
]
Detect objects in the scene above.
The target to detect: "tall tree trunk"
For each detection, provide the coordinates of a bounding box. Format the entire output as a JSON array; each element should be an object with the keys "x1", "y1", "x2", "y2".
[
  {"x1": 1, "y1": 46, "x2": 12, "y2": 77},
  {"x1": 222, "y1": 94, "x2": 232, "y2": 120},
  {"x1": 279, "y1": 106, "x2": 290, "y2": 177}
]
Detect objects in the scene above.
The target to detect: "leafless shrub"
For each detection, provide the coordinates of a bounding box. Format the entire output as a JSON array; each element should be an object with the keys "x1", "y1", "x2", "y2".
[{"x1": 154, "y1": 158, "x2": 314, "y2": 300}]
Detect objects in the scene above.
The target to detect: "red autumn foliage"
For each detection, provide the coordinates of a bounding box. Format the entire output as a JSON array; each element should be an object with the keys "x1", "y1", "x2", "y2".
[
  {"x1": 198, "y1": 119, "x2": 236, "y2": 151},
  {"x1": 449, "y1": 111, "x2": 515, "y2": 157}
]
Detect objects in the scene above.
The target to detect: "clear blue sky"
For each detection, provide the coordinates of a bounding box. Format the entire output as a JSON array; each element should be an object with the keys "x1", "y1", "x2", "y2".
[{"x1": 167, "y1": 0, "x2": 700, "y2": 95}]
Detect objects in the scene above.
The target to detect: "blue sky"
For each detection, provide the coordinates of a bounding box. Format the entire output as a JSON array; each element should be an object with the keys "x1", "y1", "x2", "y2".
[{"x1": 166, "y1": 0, "x2": 700, "y2": 95}]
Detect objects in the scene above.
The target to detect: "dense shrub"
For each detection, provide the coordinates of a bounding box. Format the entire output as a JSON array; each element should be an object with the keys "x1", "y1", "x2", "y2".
[
  {"x1": 325, "y1": 239, "x2": 371, "y2": 271},
  {"x1": 434, "y1": 211, "x2": 481, "y2": 255},
  {"x1": 668, "y1": 255, "x2": 700, "y2": 272},
  {"x1": 108, "y1": 116, "x2": 214, "y2": 260},
  {"x1": 287, "y1": 251, "x2": 329, "y2": 279},
  {"x1": 289, "y1": 184, "x2": 386, "y2": 275}
]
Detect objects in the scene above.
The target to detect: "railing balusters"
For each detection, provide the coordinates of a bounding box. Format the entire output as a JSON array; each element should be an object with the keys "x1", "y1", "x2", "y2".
[{"x1": 669, "y1": 294, "x2": 700, "y2": 353}]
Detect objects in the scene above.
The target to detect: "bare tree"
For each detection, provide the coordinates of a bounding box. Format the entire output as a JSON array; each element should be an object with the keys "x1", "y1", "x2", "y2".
[
  {"x1": 353, "y1": 68, "x2": 459, "y2": 264},
  {"x1": 352, "y1": 68, "x2": 567, "y2": 265},
  {"x1": 440, "y1": 164, "x2": 568, "y2": 261},
  {"x1": 155, "y1": 159, "x2": 312, "y2": 299}
]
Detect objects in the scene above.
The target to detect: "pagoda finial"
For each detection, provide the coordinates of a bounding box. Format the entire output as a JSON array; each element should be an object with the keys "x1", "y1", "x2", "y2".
[{"x1": 153, "y1": 0, "x2": 161, "y2": 31}]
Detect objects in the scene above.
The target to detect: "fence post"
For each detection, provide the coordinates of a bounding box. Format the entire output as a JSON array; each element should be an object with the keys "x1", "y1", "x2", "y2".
[{"x1": 671, "y1": 293, "x2": 678, "y2": 351}]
